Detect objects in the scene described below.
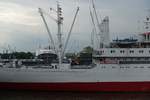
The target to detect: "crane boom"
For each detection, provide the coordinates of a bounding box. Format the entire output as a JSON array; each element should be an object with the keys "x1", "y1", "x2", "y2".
[
  {"x1": 62, "y1": 7, "x2": 79, "y2": 57},
  {"x1": 90, "y1": 8, "x2": 100, "y2": 49},
  {"x1": 38, "y1": 8, "x2": 56, "y2": 53},
  {"x1": 91, "y1": 0, "x2": 103, "y2": 48}
]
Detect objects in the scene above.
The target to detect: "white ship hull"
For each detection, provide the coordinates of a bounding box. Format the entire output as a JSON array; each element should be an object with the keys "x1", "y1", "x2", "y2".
[{"x1": 1, "y1": 64, "x2": 150, "y2": 91}]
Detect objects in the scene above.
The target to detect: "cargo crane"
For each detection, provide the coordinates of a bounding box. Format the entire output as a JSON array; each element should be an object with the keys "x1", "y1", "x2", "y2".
[
  {"x1": 38, "y1": 8, "x2": 56, "y2": 54},
  {"x1": 62, "y1": 7, "x2": 79, "y2": 58},
  {"x1": 91, "y1": 0, "x2": 110, "y2": 48},
  {"x1": 39, "y1": 2, "x2": 79, "y2": 66}
]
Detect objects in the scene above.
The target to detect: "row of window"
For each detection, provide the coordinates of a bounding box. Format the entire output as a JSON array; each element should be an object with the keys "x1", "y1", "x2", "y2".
[
  {"x1": 99, "y1": 58, "x2": 150, "y2": 60},
  {"x1": 101, "y1": 66, "x2": 150, "y2": 69},
  {"x1": 105, "y1": 50, "x2": 147, "y2": 54}
]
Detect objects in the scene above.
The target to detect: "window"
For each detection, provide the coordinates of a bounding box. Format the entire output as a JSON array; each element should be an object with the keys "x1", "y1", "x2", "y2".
[
  {"x1": 130, "y1": 50, "x2": 134, "y2": 53},
  {"x1": 120, "y1": 50, "x2": 125, "y2": 53},
  {"x1": 110, "y1": 50, "x2": 115, "y2": 53},
  {"x1": 100, "y1": 58, "x2": 103, "y2": 61},
  {"x1": 139, "y1": 50, "x2": 144, "y2": 53},
  {"x1": 99, "y1": 51, "x2": 104, "y2": 54}
]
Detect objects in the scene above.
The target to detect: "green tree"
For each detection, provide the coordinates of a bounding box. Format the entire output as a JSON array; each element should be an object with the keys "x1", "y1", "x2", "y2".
[
  {"x1": 65, "y1": 53, "x2": 76, "y2": 59},
  {"x1": 81, "y1": 46, "x2": 93, "y2": 53}
]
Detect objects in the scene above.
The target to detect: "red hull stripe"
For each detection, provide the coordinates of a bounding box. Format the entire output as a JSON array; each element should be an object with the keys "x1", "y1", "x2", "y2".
[{"x1": 1, "y1": 82, "x2": 150, "y2": 92}]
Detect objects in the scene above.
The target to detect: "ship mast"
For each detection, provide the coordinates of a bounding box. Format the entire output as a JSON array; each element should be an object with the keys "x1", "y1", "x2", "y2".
[
  {"x1": 144, "y1": 10, "x2": 150, "y2": 32},
  {"x1": 39, "y1": 2, "x2": 78, "y2": 66},
  {"x1": 143, "y1": 10, "x2": 150, "y2": 42},
  {"x1": 39, "y1": 3, "x2": 63, "y2": 66},
  {"x1": 56, "y1": 2, "x2": 63, "y2": 66}
]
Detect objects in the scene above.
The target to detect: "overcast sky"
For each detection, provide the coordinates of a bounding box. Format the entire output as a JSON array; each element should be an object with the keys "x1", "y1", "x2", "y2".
[{"x1": 0, "y1": 0, "x2": 149, "y2": 52}]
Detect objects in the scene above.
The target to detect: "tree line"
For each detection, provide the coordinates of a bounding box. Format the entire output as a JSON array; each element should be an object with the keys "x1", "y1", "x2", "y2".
[
  {"x1": 0, "y1": 52, "x2": 34, "y2": 59},
  {"x1": 0, "y1": 46, "x2": 93, "y2": 59}
]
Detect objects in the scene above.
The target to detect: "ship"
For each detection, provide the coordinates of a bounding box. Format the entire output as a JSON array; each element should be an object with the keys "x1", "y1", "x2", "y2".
[{"x1": 0, "y1": 1, "x2": 150, "y2": 92}]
